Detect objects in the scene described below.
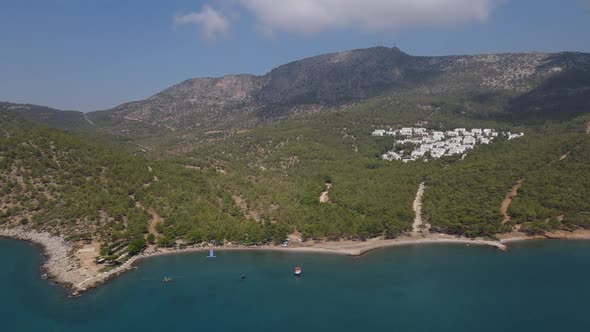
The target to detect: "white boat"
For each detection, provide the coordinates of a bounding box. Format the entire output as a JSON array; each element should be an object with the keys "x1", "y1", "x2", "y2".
[{"x1": 294, "y1": 266, "x2": 302, "y2": 276}]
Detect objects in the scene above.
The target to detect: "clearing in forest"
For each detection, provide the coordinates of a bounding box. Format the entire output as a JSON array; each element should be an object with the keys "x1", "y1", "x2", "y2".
[
  {"x1": 134, "y1": 198, "x2": 162, "y2": 238},
  {"x1": 501, "y1": 179, "x2": 524, "y2": 224},
  {"x1": 412, "y1": 182, "x2": 429, "y2": 234},
  {"x1": 147, "y1": 209, "x2": 162, "y2": 237},
  {"x1": 319, "y1": 182, "x2": 332, "y2": 203}
]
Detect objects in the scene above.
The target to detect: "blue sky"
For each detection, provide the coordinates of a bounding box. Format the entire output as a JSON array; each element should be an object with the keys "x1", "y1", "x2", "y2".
[{"x1": 1, "y1": 0, "x2": 589, "y2": 111}]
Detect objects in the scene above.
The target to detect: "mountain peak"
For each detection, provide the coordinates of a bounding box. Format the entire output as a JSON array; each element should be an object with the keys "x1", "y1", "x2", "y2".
[{"x1": 86, "y1": 47, "x2": 590, "y2": 132}]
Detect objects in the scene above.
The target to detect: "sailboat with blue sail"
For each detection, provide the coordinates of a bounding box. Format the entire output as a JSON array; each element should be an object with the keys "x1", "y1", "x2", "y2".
[{"x1": 207, "y1": 247, "x2": 216, "y2": 258}]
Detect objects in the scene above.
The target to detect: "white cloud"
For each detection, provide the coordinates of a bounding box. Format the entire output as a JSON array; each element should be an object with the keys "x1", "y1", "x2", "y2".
[
  {"x1": 174, "y1": 5, "x2": 230, "y2": 39},
  {"x1": 238, "y1": 0, "x2": 503, "y2": 35}
]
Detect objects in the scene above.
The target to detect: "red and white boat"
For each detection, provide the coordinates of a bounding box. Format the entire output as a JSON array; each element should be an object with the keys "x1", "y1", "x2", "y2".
[{"x1": 294, "y1": 266, "x2": 302, "y2": 276}]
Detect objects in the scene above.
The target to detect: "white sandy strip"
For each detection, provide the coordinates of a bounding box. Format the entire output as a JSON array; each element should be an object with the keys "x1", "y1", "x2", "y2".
[{"x1": 74, "y1": 237, "x2": 508, "y2": 291}]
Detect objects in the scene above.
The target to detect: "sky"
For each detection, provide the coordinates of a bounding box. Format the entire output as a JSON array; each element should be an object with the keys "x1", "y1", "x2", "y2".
[{"x1": 1, "y1": 0, "x2": 589, "y2": 112}]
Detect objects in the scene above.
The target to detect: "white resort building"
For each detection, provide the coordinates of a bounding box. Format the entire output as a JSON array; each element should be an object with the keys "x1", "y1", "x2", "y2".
[{"x1": 372, "y1": 127, "x2": 524, "y2": 163}]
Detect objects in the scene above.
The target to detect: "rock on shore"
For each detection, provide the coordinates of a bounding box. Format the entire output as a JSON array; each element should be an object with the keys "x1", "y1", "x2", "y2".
[{"x1": 0, "y1": 227, "x2": 82, "y2": 290}]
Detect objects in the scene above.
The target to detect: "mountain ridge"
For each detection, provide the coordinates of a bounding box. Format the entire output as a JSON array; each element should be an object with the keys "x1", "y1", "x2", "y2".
[
  {"x1": 0, "y1": 101, "x2": 95, "y2": 131},
  {"x1": 87, "y1": 47, "x2": 590, "y2": 131},
  {"x1": 7, "y1": 47, "x2": 590, "y2": 134}
]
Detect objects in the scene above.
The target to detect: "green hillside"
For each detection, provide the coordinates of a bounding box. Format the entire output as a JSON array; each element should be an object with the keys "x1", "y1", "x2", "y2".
[
  {"x1": 2, "y1": 56, "x2": 590, "y2": 258},
  {"x1": 4, "y1": 91, "x2": 590, "y2": 253},
  {"x1": 0, "y1": 110, "x2": 151, "y2": 244},
  {"x1": 0, "y1": 109, "x2": 291, "y2": 253}
]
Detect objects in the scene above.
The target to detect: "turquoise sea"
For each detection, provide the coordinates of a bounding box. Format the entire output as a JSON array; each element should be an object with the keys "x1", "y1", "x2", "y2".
[{"x1": 2, "y1": 238, "x2": 590, "y2": 332}]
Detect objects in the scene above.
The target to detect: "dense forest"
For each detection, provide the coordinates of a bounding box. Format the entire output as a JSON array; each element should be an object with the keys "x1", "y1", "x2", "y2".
[
  {"x1": 0, "y1": 110, "x2": 151, "y2": 245},
  {"x1": 509, "y1": 133, "x2": 590, "y2": 233},
  {"x1": 422, "y1": 130, "x2": 587, "y2": 237}
]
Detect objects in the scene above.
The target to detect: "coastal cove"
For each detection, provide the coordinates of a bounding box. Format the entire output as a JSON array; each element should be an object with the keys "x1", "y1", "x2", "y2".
[
  {"x1": 3, "y1": 238, "x2": 590, "y2": 332},
  {"x1": 4, "y1": 226, "x2": 590, "y2": 296}
]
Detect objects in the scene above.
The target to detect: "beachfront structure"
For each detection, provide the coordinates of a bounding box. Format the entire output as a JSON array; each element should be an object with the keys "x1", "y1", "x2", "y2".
[{"x1": 373, "y1": 126, "x2": 523, "y2": 163}]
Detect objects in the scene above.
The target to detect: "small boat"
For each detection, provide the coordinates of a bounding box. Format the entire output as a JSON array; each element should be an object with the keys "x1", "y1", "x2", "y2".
[
  {"x1": 294, "y1": 266, "x2": 302, "y2": 276},
  {"x1": 163, "y1": 277, "x2": 173, "y2": 283},
  {"x1": 207, "y1": 247, "x2": 216, "y2": 258},
  {"x1": 240, "y1": 275, "x2": 246, "y2": 280}
]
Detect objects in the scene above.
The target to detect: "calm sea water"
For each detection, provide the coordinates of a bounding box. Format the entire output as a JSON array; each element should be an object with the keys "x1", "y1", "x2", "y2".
[{"x1": 1, "y1": 239, "x2": 590, "y2": 332}]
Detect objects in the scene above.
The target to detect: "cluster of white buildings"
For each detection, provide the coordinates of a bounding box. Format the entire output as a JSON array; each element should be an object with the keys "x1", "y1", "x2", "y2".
[{"x1": 373, "y1": 127, "x2": 524, "y2": 162}]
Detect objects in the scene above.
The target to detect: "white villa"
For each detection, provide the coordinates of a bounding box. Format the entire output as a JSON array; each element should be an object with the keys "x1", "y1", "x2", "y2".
[
  {"x1": 371, "y1": 129, "x2": 386, "y2": 137},
  {"x1": 446, "y1": 130, "x2": 458, "y2": 137},
  {"x1": 400, "y1": 127, "x2": 414, "y2": 136},
  {"x1": 507, "y1": 132, "x2": 525, "y2": 140},
  {"x1": 382, "y1": 151, "x2": 402, "y2": 161},
  {"x1": 432, "y1": 131, "x2": 445, "y2": 141},
  {"x1": 463, "y1": 136, "x2": 476, "y2": 145}
]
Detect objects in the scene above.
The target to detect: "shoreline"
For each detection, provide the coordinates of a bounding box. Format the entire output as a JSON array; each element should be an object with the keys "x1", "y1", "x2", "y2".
[
  {"x1": 2, "y1": 227, "x2": 590, "y2": 296},
  {"x1": 0, "y1": 228, "x2": 81, "y2": 295}
]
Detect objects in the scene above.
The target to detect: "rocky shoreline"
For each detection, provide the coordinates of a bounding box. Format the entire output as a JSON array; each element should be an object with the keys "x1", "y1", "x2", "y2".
[{"x1": 0, "y1": 227, "x2": 81, "y2": 293}]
